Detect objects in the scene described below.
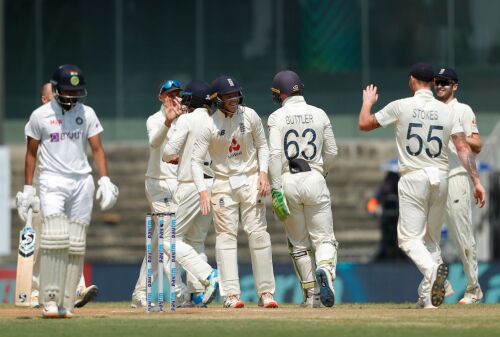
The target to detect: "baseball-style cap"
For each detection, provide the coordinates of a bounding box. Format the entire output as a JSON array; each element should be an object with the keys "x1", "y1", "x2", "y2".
[
  {"x1": 409, "y1": 62, "x2": 434, "y2": 82},
  {"x1": 435, "y1": 67, "x2": 458, "y2": 83},
  {"x1": 51, "y1": 65, "x2": 86, "y2": 91}
]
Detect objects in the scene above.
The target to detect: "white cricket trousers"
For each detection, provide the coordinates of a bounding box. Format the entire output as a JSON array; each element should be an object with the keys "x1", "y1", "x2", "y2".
[
  {"x1": 397, "y1": 169, "x2": 448, "y2": 295},
  {"x1": 445, "y1": 173, "x2": 479, "y2": 290},
  {"x1": 211, "y1": 172, "x2": 276, "y2": 297},
  {"x1": 282, "y1": 170, "x2": 338, "y2": 270}
]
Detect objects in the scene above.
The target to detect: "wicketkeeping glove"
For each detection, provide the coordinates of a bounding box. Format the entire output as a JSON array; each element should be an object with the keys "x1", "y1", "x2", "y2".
[
  {"x1": 96, "y1": 176, "x2": 119, "y2": 211},
  {"x1": 271, "y1": 188, "x2": 290, "y2": 222}
]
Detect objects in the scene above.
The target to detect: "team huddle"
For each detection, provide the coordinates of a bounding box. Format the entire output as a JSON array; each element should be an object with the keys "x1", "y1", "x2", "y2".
[{"x1": 15, "y1": 62, "x2": 486, "y2": 318}]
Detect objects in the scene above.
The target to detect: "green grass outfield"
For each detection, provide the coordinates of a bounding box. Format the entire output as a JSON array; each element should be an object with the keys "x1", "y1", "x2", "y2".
[{"x1": 1, "y1": 303, "x2": 499, "y2": 337}]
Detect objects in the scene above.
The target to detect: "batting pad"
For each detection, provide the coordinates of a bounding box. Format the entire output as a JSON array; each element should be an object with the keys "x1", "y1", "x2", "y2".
[
  {"x1": 289, "y1": 244, "x2": 317, "y2": 292},
  {"x1": 39, "y1": 247, "x2": 68, "y2": 306},
  {"x1": 40, "y1": 213, "x2": 70, "y2": 250},
  {"x1": 63, "y1": 254, "x2": 84, "y2": 310},
  {"x1": 39, "y1": 213, "x2": 70, "y2": 306},
  {"x1": 315, "y1": 240, "x2": 339, "y2": 276},
  {"x1": 68, "y1": 219, "x2": 89, "y2": 255}
]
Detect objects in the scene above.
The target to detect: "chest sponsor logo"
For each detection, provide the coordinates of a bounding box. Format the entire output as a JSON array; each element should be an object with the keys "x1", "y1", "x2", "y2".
[
  {"x1": 50, "y1": 131, "x2": 83, "y2": 142},
  {"x1": 228, "y1": 137, "x2": 242, "y2": 158},
  {"x1": 49, "y1": 119, "x2": 63, "y2": 125}
]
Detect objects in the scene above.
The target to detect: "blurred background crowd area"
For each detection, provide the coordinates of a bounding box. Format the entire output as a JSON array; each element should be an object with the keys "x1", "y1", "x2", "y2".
[{"x1": 0, "y1": 0, "x2": 499, "y2": 266}]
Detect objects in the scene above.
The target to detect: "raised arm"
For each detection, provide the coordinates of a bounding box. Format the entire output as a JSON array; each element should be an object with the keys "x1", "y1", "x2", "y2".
[
  {"x1": 452, "y1": 132, "x2": 485, "y2": 207},
  {"x1": 163, "y1": 116, "x2": 189, "y2": 162},
  {"x1": 358, "y1": 84, "x2": 381, "y2": 131}
]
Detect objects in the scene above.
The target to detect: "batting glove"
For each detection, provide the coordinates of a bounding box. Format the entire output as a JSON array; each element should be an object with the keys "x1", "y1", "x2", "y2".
[
  {"x1": 96, "y1": 176, "x2": 119, "y2": 211},
  {"x1": 16, "y1": 185, "x2": 39, "y2": 221},
  {"x1": 271, "y1": 188, "x2": 290, "y2": 222}
]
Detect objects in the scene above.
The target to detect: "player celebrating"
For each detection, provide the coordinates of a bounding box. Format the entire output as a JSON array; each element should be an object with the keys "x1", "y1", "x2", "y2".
[
  {"x1": 268, "y1": 70, "x2": 339, "y2": 308},
  {"x1": 131, "y1": 80, "x2": 190, "y2": 308},
  {"x1": 434, "y1": 67, "x2": 483, "y2": 304},
  {"x1": 16, "y1": 64, "x2": 119, "y2": 318},
  {"x1": 191, "y1": 75, "x2": 278, "y2": 309},
  {"x1": 162, "y1": 80, "x2": 219, "y2": 306},
  {"x1": 358, "y1": 62, "x2": 486, "y2": 309}
]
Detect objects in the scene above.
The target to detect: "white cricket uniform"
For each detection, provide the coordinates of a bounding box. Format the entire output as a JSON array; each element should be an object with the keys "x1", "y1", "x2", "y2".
[
  {"x1": 163, "y1": 107, "x2": 215, "y2": 293},
  {"x1": 444, "y1": 98, "x2": 480, "y2": 291},
  {"x1": 191, "y1": 106, "x2": 276, "y2": 298},
  {"x1": 25, "y1": 100, "x2": 102, "y2": 224},
  {"x1": 268, "y1": 96, "x2": 339, "y2": 277},
  {"x1": 26, "y1": 100, "x2": 103, "y2": 308},
  {"x1": 133, "y1": 105, "x2": 187, "y2": 299},
  {"x1": 374, "y1": 89, "x2": 463, "y2": 297}
]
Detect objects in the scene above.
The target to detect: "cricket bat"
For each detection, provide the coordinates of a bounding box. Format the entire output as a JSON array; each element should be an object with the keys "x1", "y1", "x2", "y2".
[{"x1": 15, "y1": 208, "x2": 35, "y2": 307}]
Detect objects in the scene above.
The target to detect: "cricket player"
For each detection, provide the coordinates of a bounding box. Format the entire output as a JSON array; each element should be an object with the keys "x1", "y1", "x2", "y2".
[
  {"x1": 131, "y1": 80, "x2": 190, "y2": 308},
  {"x1": 27, "y1": 82, "x2": 99, "y2": 309},
  {"x1": 162, "y1": 80, "x2": 220, "y2": 306},
  {"x1": 434, "y1": 67, "x2": 483, "y2": 304},
  {"x1": 16, "y1": 64, "x2": 119, "y2": 318},
  {"x1": 268, "y1": 70, "x2": 339, "y2": 308},
  {"x1": 358, "y1": 62, "x2": 486, "y2": 309},
  {"x1": 191, "y1": 75, "x2": 278, "y2": 308}
]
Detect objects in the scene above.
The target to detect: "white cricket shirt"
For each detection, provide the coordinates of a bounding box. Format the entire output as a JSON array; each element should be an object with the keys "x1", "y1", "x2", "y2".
[
  {"x1": 25, "y1": 100, "x2": 103, "y2": 176},
  {"x1": 163, "y1": 107, "x2": 213, "y2": 182},
  {"x1": 447, "y1": 98, "x2": 479, "y2": 177},
  {"x1": 145, "y1": 106, "x2": 178, "y2": 180},
  {"x1": 191, "y1": 106, "x2": 269, "y2": 192},
  {"x1": 374, "y1": 89, "x2": 463, "y2": 174},
  {"x1": 267, "y1": 95, "x2": 338, "y2": 189}
]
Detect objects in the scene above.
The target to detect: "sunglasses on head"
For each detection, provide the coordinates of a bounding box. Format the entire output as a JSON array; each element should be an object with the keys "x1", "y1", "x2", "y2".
[
  {"x1": 160, "y1": 80, "x2": 181, "y2": 93},
  {"x1": 434, "y1": 79, "x2": 453, "y2": 87}
]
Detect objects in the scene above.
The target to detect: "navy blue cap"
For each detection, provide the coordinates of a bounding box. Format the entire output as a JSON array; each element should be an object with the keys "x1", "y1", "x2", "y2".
[
  {"x1": 435, "y1": 67, "x2": 458, "y2": 83},
  {"x1": 271, "y1": 70, "x2": 304, "y2": 95},
  {"x1": 409, "y1": 62, "x2": 434, "y2": 82},
  {"x1": 51, "y1": 65, "x2": 86, "y2": 91}
]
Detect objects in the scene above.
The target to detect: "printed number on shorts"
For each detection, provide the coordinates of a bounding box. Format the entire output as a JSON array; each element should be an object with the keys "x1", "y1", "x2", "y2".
[
  {"x1": 284, "y1": 128, "x2": 317, "y2": 160},
  {"x1": 405, "y1": 123, "x2": 443, "y2": 158}
]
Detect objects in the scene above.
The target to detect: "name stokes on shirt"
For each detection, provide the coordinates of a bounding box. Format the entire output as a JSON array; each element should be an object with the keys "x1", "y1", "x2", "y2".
[{"x1": 412, "y1": 108, "x2": 438, "y2": 121}]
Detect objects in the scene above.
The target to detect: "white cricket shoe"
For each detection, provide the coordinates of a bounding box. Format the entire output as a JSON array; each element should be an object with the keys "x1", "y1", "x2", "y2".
[
  {"x1": 459, "y1": 286, "x2": 483, "y2": 304},
  {"x1": 58, "y1": 307, "x2": 74, "y2": 318},
  {"x1": 415, "y1": 296, "x2": 437, "y2": 309},
  {"x1": 131, "y1": 292, "x2": 154, "y2": 308},
  {"x1": 74, "y1": 285, "x2": 99, "y2": 308},
  {"x1": 42, "y1": 301, "x2": 60, "y2": 318},
  {"x1": 223, "y1": 295, "x2": 245, "y2": 308},
  {"x1": 315, "y1": 267, "x2": 335, "y2": 307},
  {"x1": 430, "y1": 264, "x2": 448, "y2": 307},
  {"x1": 301, "y1": 288, "x2": 321, "y2": 308},
  {"x1": 258, "y1": 292, "x2": 278, "y2": 308},
  {"x1": 202, "y1": 269, "x2": 219, "y2": 305}
]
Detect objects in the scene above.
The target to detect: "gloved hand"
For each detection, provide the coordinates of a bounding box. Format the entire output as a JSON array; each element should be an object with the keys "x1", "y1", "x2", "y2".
[
  {"x1": 96, "y1": 176, "x2": 119, "y2": 211},
  {"x1": 271, "y1": 188, "x2": 290, "y2": 222},
  {"x1": 16, "y1": 185, "x2": 40, "y2": 221}
]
